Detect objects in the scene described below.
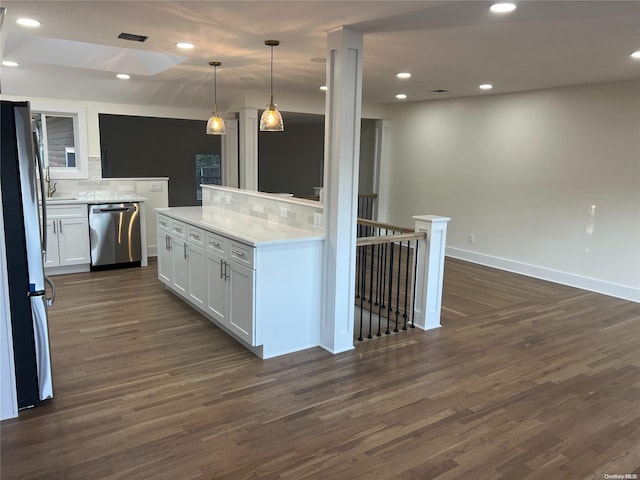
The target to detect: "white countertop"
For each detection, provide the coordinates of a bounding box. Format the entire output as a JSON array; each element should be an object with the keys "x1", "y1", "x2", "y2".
[
  {"x1": 44, "y1": 196, "x2": 147, "y2": 205},
  {"x1": 157, "y1": 206, "x2": 325, "y2": 246}
]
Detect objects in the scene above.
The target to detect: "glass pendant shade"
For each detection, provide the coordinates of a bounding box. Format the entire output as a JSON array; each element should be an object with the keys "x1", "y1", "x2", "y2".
[
  {"x1": 260, "y1": 105, "x2": 284, "y2": 131},
  {"x1": 260, "y1": 40, "x2": 284, "y2": 132},
  {"x1": 206, "y1": 61, "x2": 226, "y2": 135},
  {"x1": 206, "y1": 114, "x2": 226, "y2": 135}
]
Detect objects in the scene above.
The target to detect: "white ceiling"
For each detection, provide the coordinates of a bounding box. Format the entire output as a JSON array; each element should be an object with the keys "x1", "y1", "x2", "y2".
[{"x1": 1, "y1": 1, "x2": 639, "y2": 111}]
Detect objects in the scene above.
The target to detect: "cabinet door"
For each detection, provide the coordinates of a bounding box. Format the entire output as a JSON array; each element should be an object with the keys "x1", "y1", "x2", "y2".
[
  {"x1": 172, "y1": 240, "x2": 188, "y2": 297},
  {"x1": 157, "y1": 231, "x2": 173, "y2": 285},
  {"x1": 43, "y1": 219, "x2": 60, "y2": 268},
  {"x1": 227, "y1": 261, "x2": 255, "y2": 345},
  {"x1": 205, "y1": 251, "x2": 227, "y2": 324},
  {"x1": 58, "y1": 217, "x2": 90, "y2": 266},
  {"x1": 187, "y1": 243, "x2": 206, "y2": 309}
]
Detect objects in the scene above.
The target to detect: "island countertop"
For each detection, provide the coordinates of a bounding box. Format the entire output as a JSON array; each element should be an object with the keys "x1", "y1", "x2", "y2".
[{"x1": 156, "y1": 206, "x2": 324, "y2": 246}]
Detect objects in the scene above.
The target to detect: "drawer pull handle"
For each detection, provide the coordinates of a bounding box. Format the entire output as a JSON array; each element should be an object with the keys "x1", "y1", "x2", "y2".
[
  {"x1": 234, "y1": 250, "x2": 245, "y2": 257},
  {"x1": 191, "y1": 234, "x2": 200, "y2": 240}
]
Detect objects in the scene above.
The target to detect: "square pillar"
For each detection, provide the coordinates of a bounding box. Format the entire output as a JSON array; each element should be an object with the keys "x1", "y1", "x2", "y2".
[
  {"x1": 413, "y1": 215, "x2": 451, "y2": 330},
  {"x1": 320, "y1": 27, "x2": 364, "y2": 354},
  {"x1": 239, "y1": 108, "x2": 258, "y2": 190}
]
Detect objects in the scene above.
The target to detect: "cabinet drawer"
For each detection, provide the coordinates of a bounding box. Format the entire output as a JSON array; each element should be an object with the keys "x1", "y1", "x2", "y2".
[
  {"x1": 48, "y1": 204, "x2": 87, "y2": 218},
  {"x1": 187, "y1": 225, "x2": 205, "y2": 247},
  {"x1": 157, "y1": 214, "x2": 170, "y2": 231},
  {"x1": 206, "y1": 232, "x2": 227, "y2": 255},
  {"x1": 230, "y1": 241, "x2": 254, "y2": 268},
  {"x1": 171, "y1": 220, "x2": 186, "y2": 239}
]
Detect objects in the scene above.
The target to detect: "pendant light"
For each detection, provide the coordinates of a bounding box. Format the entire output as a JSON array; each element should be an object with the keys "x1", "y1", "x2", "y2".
[
  {"x1": 260, "y1": 40, "x2": 284, "y2": 132},
  {"x1": 206, "y1": 61, "x2": 226, "y2": 135}
]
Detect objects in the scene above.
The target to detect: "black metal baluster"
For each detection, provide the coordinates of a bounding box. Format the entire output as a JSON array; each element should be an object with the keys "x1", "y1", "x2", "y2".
[
  {"x1": 358, "y1": 244, "x2": 366, "y2": 342},
  {"x1": 411, "y1": 239, "x2": 419, "y2": 328},
  {"x1": 380, "y1": 233, "x2": 388, "y2": 309},
  {"x1": 386, "y1": 240, "x2": 394, "y2": 335},
  {"x1": 403, "y1": 239, "x2": 411, "y2": 331},
  {"x1": 368, "y1": 243, "x2": 375, "y2": 339},
  {"x1": 394, "y1": 240, "x2": 402, "y2": 333}
]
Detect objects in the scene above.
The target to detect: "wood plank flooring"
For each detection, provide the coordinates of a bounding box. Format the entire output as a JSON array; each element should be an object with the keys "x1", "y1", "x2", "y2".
[{"x1": 2, "y1": 258, "x2": 639, "y2": 479}]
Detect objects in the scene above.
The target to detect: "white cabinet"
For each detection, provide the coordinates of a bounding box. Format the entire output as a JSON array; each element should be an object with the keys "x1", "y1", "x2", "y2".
[
  {"x1": 157, "y1": 230, "x2": 172, "y2": 285},
  {"x1": 227, "y1": 260, "x2": 255, "y2": 344},
  {"x1": 156, "y1": 210, "x2": 323, "y2": 359},
  {"x1": 44, "y1": 204, "x2": 90, "y2": 273},
  {"x1": 157, "y1": 214, "x2": 206, "y2": 306},
  {"x1": 206, "y1": 250, "x2": 227, "y2": 322}
]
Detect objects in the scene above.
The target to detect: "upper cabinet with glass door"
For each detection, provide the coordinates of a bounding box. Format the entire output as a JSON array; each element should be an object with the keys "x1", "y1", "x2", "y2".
[{"x1": 31, "y1": 102, "x2": 89, "y2": 179}]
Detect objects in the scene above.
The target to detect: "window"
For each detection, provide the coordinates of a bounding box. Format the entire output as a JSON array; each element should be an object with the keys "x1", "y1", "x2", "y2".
[
  {"x1": 30, "y1": 101, "x2": 89, "y2": 179},
  {"x1": 196, "y1": 154, "x2": 222, "y2": 201}
]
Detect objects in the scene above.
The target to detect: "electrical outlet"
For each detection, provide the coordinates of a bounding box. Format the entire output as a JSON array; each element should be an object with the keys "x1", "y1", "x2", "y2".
[
  {"x1": 468, "y1": 233, "x2": 475, "y2": 244},
  {"x1": 150, "y1": 183, "x2": 163, "y2": 192},
  {"x1": 314, "y1": 212, "x2": 323, "y2": 228},
  {"x1": 254, "y1": 203, "x2": 263, "y2": 213},
  {"x1": 224, "y1": 194, "x2": 232, "y2": 205},
  {"x1": 279, "y1": 206, "x2": 288, "y2": 218}
]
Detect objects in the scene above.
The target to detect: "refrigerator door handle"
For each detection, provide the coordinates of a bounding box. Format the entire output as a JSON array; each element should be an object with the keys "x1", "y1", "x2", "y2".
[
  {"x1": 32, "y1": 127, "x2": 47, "y2": 255},
  {"x1": 44, "y1": 275, "x2": 56, "y2": 307}
]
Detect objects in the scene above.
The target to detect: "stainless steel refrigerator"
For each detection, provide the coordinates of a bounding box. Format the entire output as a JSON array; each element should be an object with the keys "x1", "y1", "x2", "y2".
[{"x1": 1, "y1": 100, "x2": 54, "y2": 409}]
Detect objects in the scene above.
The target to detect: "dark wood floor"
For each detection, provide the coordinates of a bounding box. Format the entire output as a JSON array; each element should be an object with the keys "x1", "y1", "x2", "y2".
[{"x1": 2, "y1": 258, "x2": 639, "y2": 479}]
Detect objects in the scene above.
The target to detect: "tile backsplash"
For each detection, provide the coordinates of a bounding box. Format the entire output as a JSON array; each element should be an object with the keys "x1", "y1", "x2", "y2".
[{"x1": 202, "y1": 185, "x2": 323, "y2": 232}]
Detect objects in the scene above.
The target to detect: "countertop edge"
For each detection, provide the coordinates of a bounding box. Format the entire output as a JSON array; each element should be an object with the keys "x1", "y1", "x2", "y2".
[{"x1": 157, "y1": 207, "x2": 325, "y2": 247}]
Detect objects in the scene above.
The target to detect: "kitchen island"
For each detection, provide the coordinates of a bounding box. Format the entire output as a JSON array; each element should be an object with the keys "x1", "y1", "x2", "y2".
[{"x1": 157, "y1": 185, "x2": 325, "y2": 359}]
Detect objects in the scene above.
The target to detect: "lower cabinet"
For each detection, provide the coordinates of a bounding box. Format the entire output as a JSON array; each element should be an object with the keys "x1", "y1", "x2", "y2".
[
  {"x1": 157, "y1": 231, "x2": 172, "y2": 285},
  {"x1": 44, "y1": 205, "x2": 91, "y2": 271},
  {"x1": 204, "y1": 250, "x2": 255, "y2": 344},
  {"x1": 227, "y1": 260, "x2": 255, "y2": 344},
  {"x1": 157, "y1": 211, "x2": 322, "y2": 359}
]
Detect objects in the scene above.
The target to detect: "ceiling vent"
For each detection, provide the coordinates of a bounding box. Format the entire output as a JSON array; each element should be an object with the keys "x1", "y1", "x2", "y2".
[{"x1": 118, "y1": 32, "x2": 148, "y2": 43}]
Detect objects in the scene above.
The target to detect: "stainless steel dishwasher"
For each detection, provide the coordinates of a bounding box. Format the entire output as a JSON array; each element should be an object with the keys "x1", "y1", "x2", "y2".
[{"x1": 89, "y1": 202, "x2": 141, "y2": 268}]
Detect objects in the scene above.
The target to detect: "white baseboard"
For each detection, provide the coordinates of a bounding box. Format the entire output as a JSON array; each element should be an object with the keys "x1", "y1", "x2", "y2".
[{"x1": 446, "y1": 247, "x2": 640, "y2": 303}]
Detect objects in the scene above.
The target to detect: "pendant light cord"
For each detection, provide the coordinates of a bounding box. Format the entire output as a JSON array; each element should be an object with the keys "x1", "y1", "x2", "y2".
[
  {"x1": 214, "y1": 65, "x2": 218, "y2": 113},
  {"x1": 269, "y1": 45, "x2": 274, "y2": 106}
]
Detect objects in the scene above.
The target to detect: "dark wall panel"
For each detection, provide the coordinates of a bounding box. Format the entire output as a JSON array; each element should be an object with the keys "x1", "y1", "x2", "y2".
[
  {"x1": 258, "y1": 121, "x2": 324, "y2": 197},
  {"x1": 99, "y1": 114, "x2": 221, "y2": 206}
]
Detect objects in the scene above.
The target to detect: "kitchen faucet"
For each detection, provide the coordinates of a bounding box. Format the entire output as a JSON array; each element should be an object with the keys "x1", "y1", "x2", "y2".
[{"x1": 45, "y1": 166, "x2": 57, "y2": 198}]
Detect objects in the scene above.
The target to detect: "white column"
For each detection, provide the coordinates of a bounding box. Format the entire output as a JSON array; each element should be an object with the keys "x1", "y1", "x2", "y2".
[
  {"x1": 238, "y1": 109, "x2": 258, "y2": 190},
  {"x1": 372, "y1": 119, "x2": 391, "y2": 222},
  {"x1": 320, "y1": 26, "x2": 364, "y2": 354},
  {"x1": 412, "y1": 215, "x2": 451, "y2": 330},
  {"x1": 221, "y1": 118, "x2": 239, "y2": 188}
]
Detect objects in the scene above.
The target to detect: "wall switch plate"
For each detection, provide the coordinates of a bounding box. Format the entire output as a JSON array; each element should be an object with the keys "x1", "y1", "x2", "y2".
[
  {"x1": 279, "y1": 206, "x2": 288, "y2": 218},
  {"x1": 151, "y1": 183, "x2": 163, "y2": 192},
  {"x1": 468, "y1": 233, "x2": 475, "y2": 244},
  {"x1": 224, "y1": 194, "x2": 232, "y2": 205},
  {"x1": 254, "y1": 204, "x2": 264, "y2": 213},
  {"x1": 314, "y1": 213, "x2": 323, "y2": 228}
]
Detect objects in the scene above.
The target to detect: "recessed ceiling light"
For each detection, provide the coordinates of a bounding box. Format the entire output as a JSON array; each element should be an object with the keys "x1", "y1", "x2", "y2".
[
  {"x1": 116, "y1": 73, "x2": 130, "y2": 80},
  {"x1": 631, "y1": 50, "x2": 640, "y2": 59},
  {"x1": 479, "y1": 84, "x2": 493, "y2": 90},
  {"x1": 17, "y1": 18, "x2": 41, "y2": 27},
  {"x1": 320, "y1": 85, "x2": 328, "y2": 91},
  {"x1": 2, "y1": 60, "x2": 19, "y2": 67},
  {"x1": 176, "y1": 42, "x2": 194, "y2": 49},
  {"x1": 490, "y1": 3, "x2": 516, "y2": 13},
  {"x1": 395, "y1": 94, "x2": 407, "y2": 100},
  {"x1": 396, "y1": 72, "x2": 411, "y2": 79}
]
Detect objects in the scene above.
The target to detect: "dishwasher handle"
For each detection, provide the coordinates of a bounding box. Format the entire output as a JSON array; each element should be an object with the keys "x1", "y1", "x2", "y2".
[{"x1": 93, "y1": 207, "x2": 136, "y2": 213}]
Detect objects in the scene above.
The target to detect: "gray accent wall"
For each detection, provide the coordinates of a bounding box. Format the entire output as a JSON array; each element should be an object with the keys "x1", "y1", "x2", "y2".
[{"x1": 99, "y1": 114, "x2": 221, "y2": 206}]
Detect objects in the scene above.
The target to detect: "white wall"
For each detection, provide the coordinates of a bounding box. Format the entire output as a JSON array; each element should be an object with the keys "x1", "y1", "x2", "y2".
[{"x1": 384, "y1": 80, "x2": 640, "y2": 301}]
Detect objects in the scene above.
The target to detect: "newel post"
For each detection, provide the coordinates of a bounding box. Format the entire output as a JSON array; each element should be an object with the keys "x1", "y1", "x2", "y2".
[{"x1": 412, "y1": 215, "x2": 451, "y2": 330}]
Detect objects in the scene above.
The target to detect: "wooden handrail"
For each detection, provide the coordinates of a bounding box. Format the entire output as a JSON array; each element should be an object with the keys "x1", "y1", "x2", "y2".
[
  {"x1": 356, "y1": 231, "x2": 426, "y2": 247},
  {"x1": 357, "y1": 218, "x2": 414, "y2": 233}
]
